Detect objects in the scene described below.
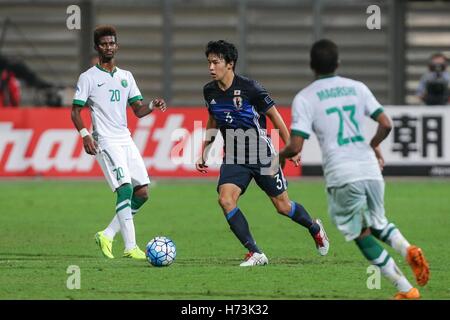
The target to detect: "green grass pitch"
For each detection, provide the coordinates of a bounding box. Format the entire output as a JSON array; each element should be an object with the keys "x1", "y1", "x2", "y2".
[{"x1": 0, "y1": 178, "x2": 449, "y2": 300}]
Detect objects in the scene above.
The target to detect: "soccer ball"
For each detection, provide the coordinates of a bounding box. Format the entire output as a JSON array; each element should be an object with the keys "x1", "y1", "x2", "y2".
[{"x1": 145, "y1": 236, "x2": 176, "y2": 267}]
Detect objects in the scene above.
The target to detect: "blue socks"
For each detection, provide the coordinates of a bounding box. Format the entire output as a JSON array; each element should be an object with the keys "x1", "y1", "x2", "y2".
[
  {"x1": 226, "y1": 208, "x2": 261, "y2": 254},
  {"x1": 288, "y1": 201, "x2": 320, "y2": 236}
]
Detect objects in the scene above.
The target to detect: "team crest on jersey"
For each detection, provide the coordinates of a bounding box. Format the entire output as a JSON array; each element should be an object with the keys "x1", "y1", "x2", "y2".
[
  {"x1": 121, "y1": 79, "x2": 128, "y2": 88},
  {"x1": 233, "y1": 96, "x2": 243, "y2": 110}
]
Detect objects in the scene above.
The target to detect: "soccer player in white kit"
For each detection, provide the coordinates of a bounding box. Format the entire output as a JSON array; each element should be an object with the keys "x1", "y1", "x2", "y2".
[
  {"x1": 71, "y1": 25, "x2": 167, "y2": 260},
  {"x1": 278, "y1": 39, "x2": 429, "y2": 299}
]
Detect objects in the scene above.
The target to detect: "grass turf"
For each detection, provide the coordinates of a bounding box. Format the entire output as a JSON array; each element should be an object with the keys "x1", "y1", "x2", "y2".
[{"x1": 0, "y1": 178, "x2": 449, "y2": 300}]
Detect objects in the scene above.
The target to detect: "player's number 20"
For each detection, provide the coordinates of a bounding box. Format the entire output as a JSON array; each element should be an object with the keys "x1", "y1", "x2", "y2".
[{"x1": 109, "y1": 89, "x2": 120, "y2": 102}]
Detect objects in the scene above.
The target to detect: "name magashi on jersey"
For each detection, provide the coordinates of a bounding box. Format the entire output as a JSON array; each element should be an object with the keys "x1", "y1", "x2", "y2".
[{"x1": 203, "y1": 75, "x2": 276, "y2": 165}]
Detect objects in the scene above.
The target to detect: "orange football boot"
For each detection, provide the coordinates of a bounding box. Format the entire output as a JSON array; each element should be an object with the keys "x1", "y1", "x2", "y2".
[{"x1": 406, "y1": 245, "x2": 430, "y2": 286}]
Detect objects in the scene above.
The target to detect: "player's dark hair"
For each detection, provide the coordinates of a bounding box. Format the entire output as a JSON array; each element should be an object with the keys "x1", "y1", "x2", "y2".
[
  {"x1": 94, "y1": 25, "x2": 117, "y2": 46},
  {"x1": 310, "y1": 39, "x2": 339, "y2": 75},
  {"x1": 205, "y1": 40, "x2": 238, "y2": 70}
]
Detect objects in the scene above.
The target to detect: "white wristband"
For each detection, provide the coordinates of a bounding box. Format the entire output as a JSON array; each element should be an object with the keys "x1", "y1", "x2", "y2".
[
  {"x1": 148, "y1": 101, "x2": 154, "y2": 112},
  {"x1": 79, "y1": 128, "x2": 90, "y2": 138}
]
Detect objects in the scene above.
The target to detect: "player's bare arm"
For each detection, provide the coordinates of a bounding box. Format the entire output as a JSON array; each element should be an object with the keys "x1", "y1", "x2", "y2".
[
  {"x1": 370, "y1": 112, "x2": 392, "y2": 170},
  {"x1": 266, "y1": 106, "x2": 300, "y2": 166},
  {"x1": 196, "y1": 114, "x2": 218, "y2": 173},
  {"x1": 71, "y1": 104, "x2": 98, "y2": 155},
  {"x1": 131, "y1": 98, "x2": 167, "y2": 118},
  {"x1": 278, "y1": 135, "x2": 305, "y2": 169}
]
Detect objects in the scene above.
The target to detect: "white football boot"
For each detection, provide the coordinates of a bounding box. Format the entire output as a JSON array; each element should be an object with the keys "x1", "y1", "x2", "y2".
[
  {"x1": 312, "y1": 219, "x2": 330, "y2": 256},
  {"x1": 239, "y1": 252, "x2": 269, "y2": 267}
]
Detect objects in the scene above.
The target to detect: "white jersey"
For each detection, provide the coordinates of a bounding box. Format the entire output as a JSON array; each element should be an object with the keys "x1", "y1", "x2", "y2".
[
  {"x1": 291, "y1": 75, "x2": 384, "y2": 187},
  {"x1": 73, "y1": 65, "x2": 143, "y2": 147}
]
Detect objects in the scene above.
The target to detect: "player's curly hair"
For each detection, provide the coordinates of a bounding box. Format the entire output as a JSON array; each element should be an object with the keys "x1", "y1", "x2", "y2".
[
  {"x1": 94, "y1": 25, "x2": 117, "y2": 46},
  {"x1": 310, "y1": 39, "x2": 339, "y2": 75},
  {"x1": 205, "y1": 40, "x2": 238, "y2": 71}
]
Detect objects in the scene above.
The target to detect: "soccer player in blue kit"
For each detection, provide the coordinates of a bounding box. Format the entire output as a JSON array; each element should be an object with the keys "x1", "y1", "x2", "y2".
[{"x1": 196, "y1": 40, "x2": 329, "y2": 266}]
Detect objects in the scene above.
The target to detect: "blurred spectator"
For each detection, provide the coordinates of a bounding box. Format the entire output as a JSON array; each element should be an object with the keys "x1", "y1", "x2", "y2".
[
  {"x1": 0, "y1": 54, "x2": 52, "y2": 90},
  {"x1": 417, "y1": 52, "x2": 450, "y2": 105},
  {"x1": 0, "y1": 54, "x2": 62, "y2": 107},
  {"x1": 0, "y1": 69, "x2": 20, "y2": 107}
]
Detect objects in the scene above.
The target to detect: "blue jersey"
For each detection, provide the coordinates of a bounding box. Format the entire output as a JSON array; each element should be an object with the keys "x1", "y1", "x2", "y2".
[{"x1": 203, "y1": 75, "x2": 276, "y2": 165}]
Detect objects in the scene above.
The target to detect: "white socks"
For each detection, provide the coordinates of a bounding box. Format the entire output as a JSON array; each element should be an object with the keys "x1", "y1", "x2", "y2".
[
  {"x1": 380, "y1": 257, "x2": 413, "y2": 293},
  {"x1": 116, "y1": 207, "x2": 136, "y2": 251},
  {"x1": 386, "y1": 229, "x2": 411, "y2": 258},
  {"x1": 103, "y1": 215, "x2": 121, "y2": 240}
]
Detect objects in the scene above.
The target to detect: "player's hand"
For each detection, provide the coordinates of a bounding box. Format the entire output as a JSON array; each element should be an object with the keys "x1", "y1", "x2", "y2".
[
  {"x1": 195, "y1": 157, "x2": 208, "y2": 174},
  {"x1": 372, "y1": 146, "x2": 385, "y2": 171},
  {"x1": 288, "y1": 154, "x2": 301, "y2": 167},
  {"x1": 152, "y1": 98, "x2": 167, "y2": 112},
  {"x1": 83, "y1": 135, "x2": 98, "y2": 155}
]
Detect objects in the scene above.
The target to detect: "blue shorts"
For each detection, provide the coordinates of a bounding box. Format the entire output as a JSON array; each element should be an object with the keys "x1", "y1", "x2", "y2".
[{"x1": 217, "y1": 163, "x2": 287, "y2": 197}]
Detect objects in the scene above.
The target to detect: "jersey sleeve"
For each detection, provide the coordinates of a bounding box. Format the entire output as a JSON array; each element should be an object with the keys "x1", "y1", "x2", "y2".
[
  {"x1": 251, "y1": 80, "x2": 275, "y2": 114},
  {"x1": 290, "y1": 93, "x2": 313, "y2": 139},
  {"x1": 361, "y1": 83, "x2": 384, "y2": 120},
  {"x1": 203, "y1": 85, "x2": 213, "y2": 115},
  {"x1": 127, "y1": 72, "x2": 143, "y2": 105},
  {"x1": 72, "y1": 73, "x2": 91, "y2": 106}
]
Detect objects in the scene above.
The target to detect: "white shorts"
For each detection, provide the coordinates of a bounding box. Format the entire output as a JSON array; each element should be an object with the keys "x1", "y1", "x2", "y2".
[
  {"x1": 96, "y1": 143, "x2": 150, "y2": 192},
  {"x1": 327, "y1": 180, "x2": 388, "y2": 241}
]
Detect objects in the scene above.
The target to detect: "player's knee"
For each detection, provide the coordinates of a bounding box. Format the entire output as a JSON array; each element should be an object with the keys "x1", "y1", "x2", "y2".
[
  {"x1": 272, "y1": 198, "x2": 291, "y2": 216},
  {"x1": 140, "y1": 193, "x2": 149, "y2": 203},
  {"x1": 275, "y1": 203, "x2": 291, "y2": 216},
  {"x1": 133, "y1": 185, "x2": 148, "y2": 199},
  {"x1": 357, "y1": 228, "x2": 372, "y2": 240},
  {"x1": 218, "y1": 195, "x2": 236, "y2": 212},
  {"x1": 134, "y1": 190, "x2": 149, "y2": 202}
]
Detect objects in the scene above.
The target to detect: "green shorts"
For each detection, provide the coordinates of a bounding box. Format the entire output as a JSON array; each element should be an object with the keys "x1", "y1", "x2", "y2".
[{"x1": 327, "y1": 180, "x2": 388, "y2": 241}]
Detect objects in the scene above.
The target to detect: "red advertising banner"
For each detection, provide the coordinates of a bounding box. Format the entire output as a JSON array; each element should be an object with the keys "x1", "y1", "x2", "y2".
[{"x1": 0, "y1": 107, "x2": 301, "y2": 178}]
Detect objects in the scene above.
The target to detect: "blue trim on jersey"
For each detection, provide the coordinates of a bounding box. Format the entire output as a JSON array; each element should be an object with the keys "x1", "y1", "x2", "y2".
[
  {"x1": 288, "y1": 201, "x2": 296, "y2": 218},
  {"x1": 226, "y1": 207, "x2": 239, "y2": 221}
]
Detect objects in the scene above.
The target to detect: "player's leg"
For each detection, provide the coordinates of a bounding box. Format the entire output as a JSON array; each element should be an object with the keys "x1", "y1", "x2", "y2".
[
  {"x1": 101, "y1": 184, "x2": 147, "y2": 248},
  {"x1": 96, "y1": 146, "x2": 130, "y2": 239},
  {"x1": 104, "y1": 185, "x2": 148, "y2": 259},
  {"x1": 365, "y1": 180, "x2": 429, "y2": 286},
  {"x1": 217, "y1": 164, "x2": 267, "y2": 266},
  {"x1": 355, "y1": 229, "x2": 419, "y2": 300},
  {"x1": 254, "y1": 165, "x2": 329, "y2": 255},
  {"x1": 219, "y1": 183, "x2": 260, "y2": 254},
  {"x1": 95, "y1": 145, "x2": 144, "y2": 259},
  {"x1": 129, "y1": 142, "x2": 151, "y2": 215},
  {"x1": 269, "y1": 191, "x2": 329, "y2": 256},
  {"x1": 131, "y1": 185, "x2": 149, "y2": 214},
  {"x1": 328, "y1": 181, "x2": 418, "y2": 299},
  {"x1": 94, "y1": 146, "x2": 130, "y2": 258},
  {"x1": 114, "y1": 183, "x2": 138, "y2": 252},
  {"x1": 118, "y1": 144, "x2": 151, "y2": 259}
]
